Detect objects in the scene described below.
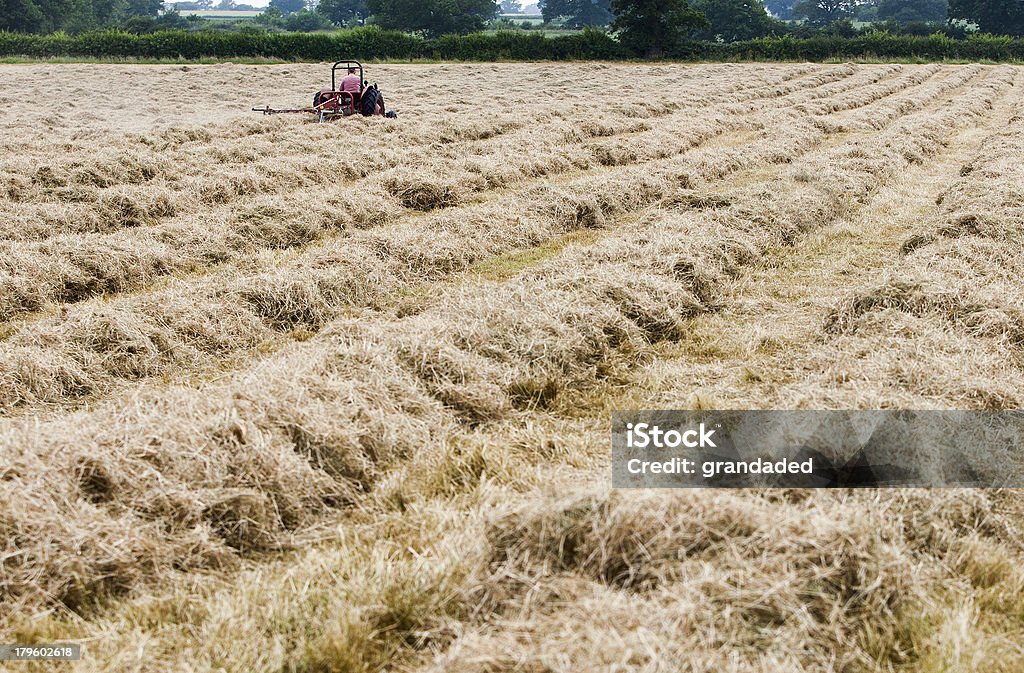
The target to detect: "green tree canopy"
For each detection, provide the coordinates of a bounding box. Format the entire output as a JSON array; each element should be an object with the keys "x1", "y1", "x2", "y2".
[
  {"x1": 763, "y1": 0, "x2": 794, "y2": 18},
  {"x1": 792, "y1": 0, "x2": 855, "y2": 25},
  {"x1": 948, "y1": 0, "x2": 1024, "y2": 35},
  {"x1": 541, "y1": 0, "x2": 613, "y2": 26},
  {"x1": 610, "y1": 0, "x2": 708, "y2": 57},
  {"x1": 367, "y1": 0, "x2": 498, "y2": 35},
  {"x1": 876, "y1": 0, "x2": 946, "y2": 23},
  {"x1": 691, "y1": 0, "x2": 782, "y2": 40},
  {"x1": 317, "y1": 0, "x2": 368, "y2": 24},
  {"x1": 1, "y1": 0, "x2": 161, "y2": 33},
  {"x1": 269, "y1": 0, "x2": 307, "y2": 15},
  {"x1": 284, "y1": 7, "x2": 333, "y2": 28},
  {"x1": 0, "y1": 0, "x2": 48, "y2": 32}
]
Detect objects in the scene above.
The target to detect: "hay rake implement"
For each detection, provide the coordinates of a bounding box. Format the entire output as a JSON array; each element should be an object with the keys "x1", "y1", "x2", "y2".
[{"x1": 252, "y1": 60, "x2": 396, "y2": 122}]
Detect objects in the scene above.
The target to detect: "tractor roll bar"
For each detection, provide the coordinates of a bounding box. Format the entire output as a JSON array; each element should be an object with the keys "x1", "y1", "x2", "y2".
[{"x1": 331, "y1": 60, "x2": 364, "y2": 91}]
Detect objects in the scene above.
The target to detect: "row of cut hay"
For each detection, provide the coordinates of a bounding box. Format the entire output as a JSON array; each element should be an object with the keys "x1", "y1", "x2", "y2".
[
  {"x1": 0, "y1": 97, "x2": 771, "y2": 312},
  {"x1": 797, "y1": 62, "x2": 938, "y2": 115},
  {"x1": 0, "y1": 130, "x2": 776, "y2": 413},
  {"x1": 0, "y1": 116, "x2": 507, "y2": 237},
  {"x1": 823, "y1": 63, "x2": 985, "y2": 132},
  {"x1": 0, "y1": 66, "x2": 1003, "y2": 414},
  {"x1": 0, "y1": 79, "x2": 917, "y2": 414},
  {"x1": 0, "y1": 65, "x2": 913, "y2": 244},
  {"x1": 0, "y1": 93, "x2": 628, "y2": 231},
  {"x1": 0, "y1": 75, "x2": 868, "y2": 324},
  {"x1": 0, "y1": 69, "x2": 1007, "y2": 618},
  {"x1": 0, "y1": 65, "x2": 938, "y2": 334},
  {"x1": 820, "y1": 103, "x2": 1024, "y2": 408},
  {"x1": 429, "y1": 485, "x2": 1023, "y2": 672},
  {"x1": 461, "y1": 489, "x2": 913, "y2": 671},
  {"x1": 0, "y1": 66, "x2": 860, "y2": 241}
]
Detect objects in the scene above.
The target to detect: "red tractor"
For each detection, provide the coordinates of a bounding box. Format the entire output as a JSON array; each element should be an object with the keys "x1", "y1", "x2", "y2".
[{"x1": 252, "y1": 60, "x2": 396, "y2": 122}]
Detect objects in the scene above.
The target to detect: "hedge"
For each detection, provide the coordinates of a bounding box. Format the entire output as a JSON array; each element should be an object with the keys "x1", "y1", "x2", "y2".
[
  {"x1": 0, "y1": 27, "x2": 424, "y2": 61},
  {"x1": 1, "y1": 27, "x2": 1023, "y2": 62},
  {"x1": 675, "y1": 32, "x2": 1024, "y2": 61}
]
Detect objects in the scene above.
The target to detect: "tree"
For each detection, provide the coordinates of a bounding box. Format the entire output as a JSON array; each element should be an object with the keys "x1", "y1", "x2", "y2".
[
  {"x1": 792, "y1": 0, "x2": 855, "y2": 25},
  {"x1": 876, "y1": 0, "x2": 946, "y2": 24},
  {"x1": 122, "y1": 8, "x2": 190, "y2": 32},
  {"x1": 284, "y1": 7, "x2": 333, "y2": 28},
  {"x1": 948, "y1": 0, "x2": 1023, "y2": 35},
  {"x1": 691, "y1": 0, "x2": 782, "y2": 40},
  {"x1": 317, "y1": 0, "x2": 368, "y2": 23},
  {"x1": 269, "y1": 0, "x2": 307, "y2": 15},
  {"x1": 763, "y1": 0, "x2": 794, "y2": 17},
  {"x1": 367, "y1": 0, "x2": 499, "y2": 35},
  {"x1": 124, "y1": 0, "x2": 162, "y2": 17},
  {"x1": 610, "y1": 0, "x2": 709, "y2": 57},
  {"x1": 1, "y1": 0, "x2": 158, "y2": 33},
  {"x1": 541, "y1": 0, "x2": 613, "y2": 25},
  {"x1": 500, "y1": 0, "x2": 523, "y2": 10},
  {"x1": 0, "y1": 0, "x2": 47, "y2": 32}
]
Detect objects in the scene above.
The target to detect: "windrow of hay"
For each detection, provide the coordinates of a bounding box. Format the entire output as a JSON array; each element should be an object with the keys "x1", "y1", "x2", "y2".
[
  {"x1": 0, "y1": 64, "x2": 913, "y2": 327},
  {"x1": 0, "y1": 99, "x2": 795, "y2": 318},
  {"x1": 819, "y1": 106, "x2": 1024, "y2": 408},
  {"x1": 823, "y1": 64, "x2": 983, "y2": 132},
  {"x1": 0, "y1": 67, "x2": 989, "y2": 414},
  {"x1": 0, "y1": 65, "x2": 955, "y2": 326},
  {"x1": 1, "y1": 64, "x2": 859, "y2": 242},
  {"x1": 469, "y1": 489, "x2": 917, "y2": 671},
  {"x1": 800, "y1": 63, "x2": 940, "y2": 116},
  {"x1": 421, "y1": 487, "x2": 1024, "y2": 673},
  {"x1": 0, "y1": 66, "x2": 1009, "y2": 620}
]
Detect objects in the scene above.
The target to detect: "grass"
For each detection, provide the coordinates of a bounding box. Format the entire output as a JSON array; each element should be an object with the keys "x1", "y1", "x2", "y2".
[
  {"x1": 3, "y1": 54, "x2": 1020, "y2": 66},
  {"x1": 469, "y1": 230, "x2": 602, "y2": 281}
]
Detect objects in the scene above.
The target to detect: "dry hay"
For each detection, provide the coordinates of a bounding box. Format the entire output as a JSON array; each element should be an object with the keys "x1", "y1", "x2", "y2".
[{"x1": 1, "y1": 62, "x2": 1023, "y2": 672}]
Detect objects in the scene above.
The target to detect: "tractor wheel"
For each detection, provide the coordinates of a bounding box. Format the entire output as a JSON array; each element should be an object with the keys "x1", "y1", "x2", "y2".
[{"x1": 361, "y1": 88, "x2": 380, "y2": 117}]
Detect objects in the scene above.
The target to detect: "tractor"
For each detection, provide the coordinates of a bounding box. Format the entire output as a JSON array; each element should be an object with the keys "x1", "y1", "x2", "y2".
[{"x1": 252, "y1": 60, "x2": 396, "y2": 122}]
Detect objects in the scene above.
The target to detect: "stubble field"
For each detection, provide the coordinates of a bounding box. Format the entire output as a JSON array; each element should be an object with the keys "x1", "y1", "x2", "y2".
[{"x1": 2, "y1": 61, "x2": 1024, "y2": 672}]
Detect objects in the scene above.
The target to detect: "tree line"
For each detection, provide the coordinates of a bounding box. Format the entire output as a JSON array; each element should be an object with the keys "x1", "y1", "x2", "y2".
[
  {"x1": 2, "y1": 0, "x2": 1023, "y2": 50},
  {"x1": 1, "y1": 0, "x2": 161, "y2": 33},
  {"x1": 536, "y1": 0, "x2": 1023, "y2": 39}
]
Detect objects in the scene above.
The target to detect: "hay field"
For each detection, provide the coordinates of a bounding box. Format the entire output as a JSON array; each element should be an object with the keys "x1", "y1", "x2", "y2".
[{"x1": 2, "y1": 61, "x2": 1024, "y2": 672}]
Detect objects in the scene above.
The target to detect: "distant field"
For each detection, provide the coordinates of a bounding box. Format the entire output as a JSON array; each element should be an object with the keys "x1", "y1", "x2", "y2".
[
  {"x1": 2, "y1": 62, "x2": 1024, "y2": 672},
  {"x1": 185, "y1": 9, "x2": 262, "y2": 18}
]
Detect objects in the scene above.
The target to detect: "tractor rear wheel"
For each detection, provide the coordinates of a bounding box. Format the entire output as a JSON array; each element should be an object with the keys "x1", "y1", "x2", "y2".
[{"x1": 361, "y1": 88, "x2": 380, "y2": 117}]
